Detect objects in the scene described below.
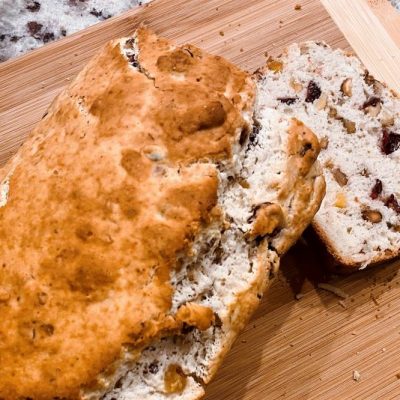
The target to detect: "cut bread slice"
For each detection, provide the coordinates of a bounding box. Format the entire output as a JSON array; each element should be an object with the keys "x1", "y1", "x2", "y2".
[
  {"x1": 0, "y1": 28, "x2": 324, "y2": 400},
  {"x1": 258, "y1": 42, "x2": 400, "y2": 270}
]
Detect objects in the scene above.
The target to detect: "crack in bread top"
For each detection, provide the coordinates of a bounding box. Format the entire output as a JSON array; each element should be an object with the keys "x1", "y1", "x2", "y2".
[{"x1": 0, "y1": 28, "x2": 254, "y2": 399}]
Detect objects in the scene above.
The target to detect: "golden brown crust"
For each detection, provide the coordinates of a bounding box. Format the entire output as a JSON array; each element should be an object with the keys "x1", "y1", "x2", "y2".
[
  {"x1": 248, "y1": 203, "x2": 285, "y2": 239},
  {"x1": 0, "y1": 28, "x2": 254, "y2": 399}
]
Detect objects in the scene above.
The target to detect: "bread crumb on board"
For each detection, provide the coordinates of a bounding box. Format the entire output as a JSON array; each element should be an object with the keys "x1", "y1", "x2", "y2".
[
  {"x1": 353, "y1": 370, "x2": 361, "y2": 382},
  {"x1": 294, "y1": 4, "x2": 302, "y2": 10},
  {"x1": 338, "y1": 300, "x2": 347, "y2": 309},
  {"x1": 317, "y1": 283, "x2": 349, "y2": 299},
  {"x1": 370, "y1": 293, "x2": 380, "y2": 306}
]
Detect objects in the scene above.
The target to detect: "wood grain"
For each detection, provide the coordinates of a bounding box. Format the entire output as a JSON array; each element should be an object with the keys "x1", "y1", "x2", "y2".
[
  {"x1": 322, "y1": 0, "x2": 400, "y2": 93},
  {"x1": 367, "y1": 0, "x2": 400, "y2": 48},
  {"x1": 0, "y1": 0, "x2": 400, "y2": 399},
  {"x1": 207, "y1": 238, "x2": 400, "y2": 400}
]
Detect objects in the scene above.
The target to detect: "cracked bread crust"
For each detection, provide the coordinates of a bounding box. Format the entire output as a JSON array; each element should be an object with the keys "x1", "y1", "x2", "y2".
[{"x1": 0, "y1": 28, "x2": 254, "y2": 399}]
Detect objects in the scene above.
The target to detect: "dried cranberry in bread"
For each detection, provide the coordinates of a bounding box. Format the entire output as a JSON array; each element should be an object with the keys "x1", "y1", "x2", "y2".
[
  {"x1": 259, "y1": 41, "x2": 400, "y2": 269},
  {"x1": 0, "y1": 29, "x2": 324, "y2": 400}
]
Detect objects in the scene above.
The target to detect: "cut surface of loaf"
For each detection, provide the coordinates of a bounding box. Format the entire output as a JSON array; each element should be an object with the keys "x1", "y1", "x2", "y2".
[
  {"x1": 258, "y1": 42, "x2": 400, "y2": 269},
  {"x1": 0, "y1": 29, "x2": 324, "y2": 400}
]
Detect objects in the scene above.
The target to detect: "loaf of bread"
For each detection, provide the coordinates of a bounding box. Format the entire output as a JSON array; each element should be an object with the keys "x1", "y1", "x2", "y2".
[
  {"x1": 258, "y1": 42, "x2": 400, "y2": 270},
  {"x1": 0, "y1": 29, "x2": 324, "y2": 399}
]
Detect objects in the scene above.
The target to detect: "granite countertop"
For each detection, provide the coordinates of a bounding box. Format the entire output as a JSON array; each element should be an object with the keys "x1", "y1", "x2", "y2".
[
  {"x1": 0, "y1": 0, "x2": 399, "y2": 63},
  {"x1": 0, "y1": 0, "x2": 151, "y2": 62}
]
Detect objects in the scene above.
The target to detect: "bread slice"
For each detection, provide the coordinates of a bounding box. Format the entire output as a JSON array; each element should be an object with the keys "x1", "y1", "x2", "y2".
[
  {"x1": 257, "y1": 42, "x2": 400, "y2": 270},
  {"x1": 0, "y1": 28, "x2": 324, "y2": 400}
]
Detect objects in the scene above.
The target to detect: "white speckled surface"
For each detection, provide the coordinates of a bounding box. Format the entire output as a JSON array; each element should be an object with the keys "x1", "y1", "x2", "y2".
[
  {"x1": 391, "y1": 0, "x2": 400, "y2": 10},
  {"x1": 0, "y1": 0, "x2": 151, "y2": 62}
]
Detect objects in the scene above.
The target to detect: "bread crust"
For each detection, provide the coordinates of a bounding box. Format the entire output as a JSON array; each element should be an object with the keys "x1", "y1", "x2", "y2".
[
  {"x1": 312, "y1": 220, "x2": 400, "y2": 271},
  {"x1": 0, "y1": 28, "x2": 254, "y2": 399}
]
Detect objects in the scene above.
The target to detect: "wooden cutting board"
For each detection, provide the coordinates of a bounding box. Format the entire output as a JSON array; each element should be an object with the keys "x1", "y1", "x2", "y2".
[{"x1": 0, "y1": 0, "x2": 400, "y2": 398}]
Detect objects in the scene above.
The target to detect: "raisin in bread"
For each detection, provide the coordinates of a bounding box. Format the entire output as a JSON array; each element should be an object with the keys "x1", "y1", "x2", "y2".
[
  {"x1": 0, "y1": 28, "x2": 325, "y2": 400},
  {"x1": 257, "y1": 42, "x2": 400, "y2": 270}
]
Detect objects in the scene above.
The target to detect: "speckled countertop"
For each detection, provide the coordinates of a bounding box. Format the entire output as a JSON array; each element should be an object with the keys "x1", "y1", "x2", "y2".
[
  {"x1": 0, "y1": 0, "x2": 399, "y2": 63},
  {"x1": 0, "y1": 0, "x2": 151, "y2": 62},
  {"x1": 392, "y1": 0, "x2": 400, "y2": 10}
]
